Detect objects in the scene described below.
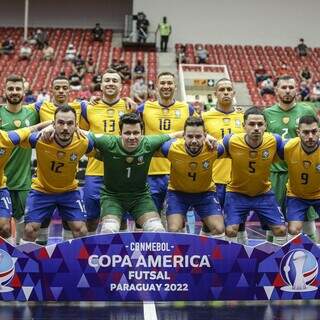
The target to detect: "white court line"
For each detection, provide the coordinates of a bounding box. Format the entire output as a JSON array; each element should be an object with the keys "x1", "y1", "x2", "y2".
[{"x1": 143, "y1": 301, "x2": 158, "y2": 320}]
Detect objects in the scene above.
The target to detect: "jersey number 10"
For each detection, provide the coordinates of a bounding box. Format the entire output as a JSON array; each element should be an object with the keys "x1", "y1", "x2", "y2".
[{"x1": 159, "y1": 119, "x2": 171, "y2": 130}]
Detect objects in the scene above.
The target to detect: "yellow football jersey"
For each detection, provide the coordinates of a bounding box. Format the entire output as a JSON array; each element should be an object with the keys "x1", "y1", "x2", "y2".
[
  {"x1": 0, "y1": 128, "x2": 31, "y2": 188},
  {"x1": 22, "y1": 133, "x2": 94, "y2": 193},
  {"x1": 162, "y1": 138, "x2": 224, "y2": 193},
  {"x1": 202, "y1": 108, "x2": 244, "y2": 184},
  {"x1": 224, "y1": 132, "x2": 282, "y2": 196},
  {"x1": 80, "y1": 99, "x2": 129, "y2": 176},
  {"x1": 28, "y1": 100, "x2": 83, "y2": 122},
  {"x1": 284, "y1": 137, "x2": 320, "y2": 199},
  {"x1": 138, "y1": 100, "x2": 193, "y2": 175}
]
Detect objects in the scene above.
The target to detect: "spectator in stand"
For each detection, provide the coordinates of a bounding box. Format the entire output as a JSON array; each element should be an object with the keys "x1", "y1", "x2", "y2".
[
  {"x1": 254, "y1": 64, "x2": 269, "y2": 85},
  {"x1": 42, "y1": 43, "x2": 54, "y2": 61},
  {"x1": 36, "y1": 89, "x2": 50, "y2": 103},
  {"x1": 147, "y1": 80, "x2": 157, "y2": 100},
  {"x1": 176, "y1": 45, "x2": 186, "y2": 65},
  {"x1": 132, "y1": 76, "x2": 148, "y2": 103},
  {"x1": 299, "y1": 66, "x2": 312, "y2": 83},
  {"x1": 19, "y1": 41, "x2": 32, "y2": 60},
  {"x1": 110, "y1": 58, "x2": 120, "y2": 71},
  {"x1": 296, "y1": 38, "x2": 309, "y2": 57},
  {"x1": 196, "y1": 44, "x2": 208, "y2": 64},
  {"x1": 133, "y1": 59, "x2": 145, "y2": 77},
  {"x1": 78, "y1": 85, "x2": 91, "y2": 100},
  {"x1": 205, "y1": 93, "x2": 214, "y2": 111},
  {"x1": 297, "y1": 81, "x2": 310, "y2": 101},
  {"x1": 276, "y1": 62, "x2": 289, "y2": 77},
  {"x1": 72, "y1": 54, "x2": 86, "y2": 78},
  {"x1": 92, "y1": 23, "x2": 104, "y2": 42},
  {"x1": 193, "y1": 94, "x2": 204, "y2": 115},
  {"x1": 311, "y1": 81, "x2": 320, "y2": 102},
  {"x1": 34, "y1": 29, "x2": 47, "y2": 50},
  {"x1": 65, "y1": 43, "x2": 76, "y2": 61},
  {"x1": 156, "y1": 16, "x2": 172, "y2": 52},
  {"x1": 69, "y1": 73, "x2": 82, "y2": 91},
  {"x1": 117, "y1": 59, "x2": 131, "y2": 81},
  {"x1": 85, "y1": 54, "x2": 96, "y2": 73},
  {"x1": 90, "y1": 73, "x2": 102, "y2": 92},
  {"x1": 24, "y1": 89, "x2": 37, "y2": 104},
  {"x1": 260, "y1": 77, "x2": 275, "y2": 96},
  {"x1": 0, "y1": 39, "x2": 14, "y2": 55}
]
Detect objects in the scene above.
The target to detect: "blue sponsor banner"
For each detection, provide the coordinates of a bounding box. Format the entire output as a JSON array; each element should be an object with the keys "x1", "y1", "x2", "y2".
[{"x1": 0, "y1": 233, "x2": 318, "y2": 301}]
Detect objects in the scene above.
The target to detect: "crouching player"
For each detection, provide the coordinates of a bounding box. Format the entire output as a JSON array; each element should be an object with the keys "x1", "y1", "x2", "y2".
[
  {"x1": 89, "y1": 113, "x2": 182, "y2": 233},
  {"x1": 160, "y1": 116, "x2": 225, "y2": 239},
  {"x1": 21, "y1": 105, "x2": 95, "y2": 243},
  {"x1": 280, "y1": 115, "x2": 320, "y2": 241}
]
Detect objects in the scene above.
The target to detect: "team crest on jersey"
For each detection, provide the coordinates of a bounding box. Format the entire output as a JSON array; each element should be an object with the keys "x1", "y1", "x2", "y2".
[
  {"x1": 235, "y1": 119, "x2": 241, "y2": 128},
  {"x1": 282, "y1": 117, "x2": 290, "y2": 124},
  {"x1": 249, "y1": 150, "x2": 258, "y2": 159},
  {"x1": 262, "y1": 149, "x2": 270, "y2": 159},
  {"x1": 25, "y1": 119, "x2": 30, "y2": 126},
  {"x1": 202, "y1": 160, "x2": 210, "y2": 170},
  {"x1": 126, "y1": 157, "x2": 134, "y2": 164},
  {"x1": 57, "y1": 151, "x2": 66, "y2": 159},
  {"x1": 175, "y1": 110, "x2": 181, "y2": 118},
  {"x1": 0, "y1": 149, "x2": 5, "y2": 156},
  {"x1": 137, "y1": 156, "x2": 144, "y2": 165},
  {"x1": 107, "y1": 109, "x2": 115, "y2": 116},
  {"x1": 303, "y1": 160, "x2": 311, "y2": 168},
  {"x1": 70, "y1": 153, "x2": 78, "y2": 161},
  {"x1": 316, "y1": 164, "x2": 320, "y2": 172},
  {"x1": 189, "y1": 162, "x2": 198, "y2": 170},
  {"x1": 13, "y1": 120, "x2": 21, "y2": 128}
]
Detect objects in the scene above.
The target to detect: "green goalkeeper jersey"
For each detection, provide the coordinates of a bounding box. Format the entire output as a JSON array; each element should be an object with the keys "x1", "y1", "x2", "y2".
[
  {"x1": 90, "y1": 133, "x2": 171, "y2": 194},
  {"x1": 264, "y1": 102, "x2": 316, "y2": 172},
  {"x1": 0, "y1": 106, "x2": 39, "y2": 190}
]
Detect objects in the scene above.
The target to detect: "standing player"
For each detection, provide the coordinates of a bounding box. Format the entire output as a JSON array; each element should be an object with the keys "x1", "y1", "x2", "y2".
[
  {"x1": 80, "y1": 69, "x2": 135, "y2": 234},
  {"x1": 89, "y1": 113, "x2": 182, "y2": 233},
  {"x1": 202, "y1": 78, "x2": 248, "y2": 242},
  {"x1": 0, "y1": 75, "x2": 39, "y2": 244},
  {"x1": 264, "y1": 75, "x2": 318, "y2": 241},
  {"x1": 223, "y1": 107, "x2": 287, "y2": 245},
  {"x1": 161, "y1": 117, "x2": 225, "y2": 238},
  {"x1": 137, "y1": 72, "x2": 194, "y2": 216},
  {"x1": 280, "y1": 115, "x2": 320, "y2": 240},
  {"x1": 21, "y1": 106, "x2": 94, "y2": 243}
]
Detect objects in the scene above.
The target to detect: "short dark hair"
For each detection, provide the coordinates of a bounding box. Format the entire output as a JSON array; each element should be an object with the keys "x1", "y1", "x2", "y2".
[
  {"x1": 184, "y1": 116, "x2": 205, "y2": 131},
  {"x1": 214, "y1": 78, "x2": 232, "y2": 90},
  {"x1": 103, "y1": 68, "x2": 120, "y2": 75},
  {"x1": 299, "y1": 115, "x2": 319, "y2": 126},
  {"x1": 6, "y1": 74, "x2": 24, "y2": 84},
  {"x1": 276, "y1": 75, "x2": 295, "y2": 87},
  {"x1": 52, "y1": 76, "x2": 69, "y2": 85},
  {"x1": 157, "y1": 72, "x2": 175, "y2": 80},
  {"x1": 244, "y1": 106, "x2": 266, "y2": 122},
  {"x1": 54, "y1": 105, "x2": 77, "y2": 120},
  {"x1": 119, "y1": 113, "x2": 144, "y2": 132}
]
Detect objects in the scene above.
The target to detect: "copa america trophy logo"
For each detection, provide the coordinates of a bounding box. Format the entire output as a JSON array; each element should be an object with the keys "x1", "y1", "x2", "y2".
[
  {"x1": 280, "y1": 249, "x2": 318, "y2": 292},
  {"x1": 0, "y1": 249, "x2": 15, "y2": 292}
]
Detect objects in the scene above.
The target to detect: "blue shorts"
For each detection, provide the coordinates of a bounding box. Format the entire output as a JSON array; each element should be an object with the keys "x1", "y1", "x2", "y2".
[
  {"x1": 0, "y1": 188, "x2": 12, "y2": 218},
  {"x1": 215, "y1": 184, "x2": 226, "y2": 208},
  {"x1": 147, "y1": 175, "x2": 169, "y2": 212},
  {"x1": 83, "y1": 176, "x2": 103, "y2": 220},
  {"x1": 286, "y1": 197, "x2": 320, "y2": 221},
  {"x1": 224, "y1": 191, "x2": 285, "y2": 227},
  {"x1": 25, "y1": 189, "x2": 87, "y2": 224},
  {"x1": 166, "y1": 190, "x2": 222, "y2": 218}
]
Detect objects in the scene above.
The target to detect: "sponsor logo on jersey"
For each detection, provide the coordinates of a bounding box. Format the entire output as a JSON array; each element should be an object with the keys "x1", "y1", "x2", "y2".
[
  {"x1": 25, "y1": 119, "x2": 30, "y2": 126},
  {"x1": 262, "y1": 149, "x2": 270, "y2": 159},
  {"x1": 57, "y1": 151, "x2": 66, "y2": 159},
  {"x1": 107, "y1": 109, "x2": 115, "y2": 116},
  {"x1": 303, "y1": 160, "x2": 311, "y2": 168},
  {"x1": 137, "y1": 156, "x2": 144, "y2": 165},
  {"x1": 126, "y1": 157, "x2": 134, "y2": 164},
  {"x1": 223, "y1": 118, "x2": 231, "y2": 124},
  {"x1": 235, "y1": 119, "x2": 241, "y2": 128},
  {"x1": 282, "y1": 117, "x2": 290, "y2": 124},
  {"x1": 189, "y1": 162, "x2": 198, "y2": 170},
  {"x1": 162, "y1": 108, "x2": 169, "y2": 115},
  {"x1": 13, "y1": 120, "x2": 21, "y2": 128},
  {"x1": 249, "y1": 151, "x2": 258, "y2": 159},
  {"x1": 70, "y1": 153, "x2": 78, "y2": 161},
  {"x1": 202, "y1": 160, "x2": 210, "y2": 170},
  {"x1": 0, "y1": 149, "x2": 6, "y2": 156},
  {"x1": 175, "y1": 110, "x2": 181, "y2": 118},
  {"x1": 316, "y1": 164, "x2": 320, "y2": 172}
]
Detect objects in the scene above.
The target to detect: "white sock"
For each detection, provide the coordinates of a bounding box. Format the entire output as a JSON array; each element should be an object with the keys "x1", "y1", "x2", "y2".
[
  {"x1": 287, "y1": 233, "x2": 297, "y2": 241},
  {"x1": 237, "y1": 231, "x2": 248, "y2": 245},
  {"x1": 199, "y1": 230, "x2": 211, "y2": 236},
  {"x1": 20, "y1": 238, "x2": 34, "y2": 245},
  {"x1": 273, "y1": 236, "x2": 287, "y2": 245},
  {"x1": 303, "y1": 221, "x2": 316, "y2": 236},
  {"x1": 226, "y1": 236, "x2": 238, "y2": 243},
  {"x1": 15, "y1": 218, "x2": 25, "y2": 245},
  {"x1": 36, "y1": 228, "x2": 49, "y2": 243},
  {"x1": 62, "y1": 229, "x2": 74, "y2": 241}
]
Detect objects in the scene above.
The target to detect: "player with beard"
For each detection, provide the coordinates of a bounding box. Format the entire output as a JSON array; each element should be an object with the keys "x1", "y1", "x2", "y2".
[
  {"x1": 137, "y1": 72, "x2": 194, "y2": 223},
  {"x1": 223, "y1": 107, "x2": 286, "y2": 245},
  {"x1": 264, "y1": 75, "x2": 318, "y2": 241},
  {"x1": 21, "y1": 105, "x2": 94, "y2": 243},
  {"x1": 0, "y1": 75, "x2": 39, "y2": 244},
  {"x1": 202, "y1": 78, "x2": 248, "y2": 243},
  {"x1": 278, "y1": 115, "x2": 320, "y2": 241},
  {"x1": 160, "y1": 117, "x2": 225, "y2": 238}
]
